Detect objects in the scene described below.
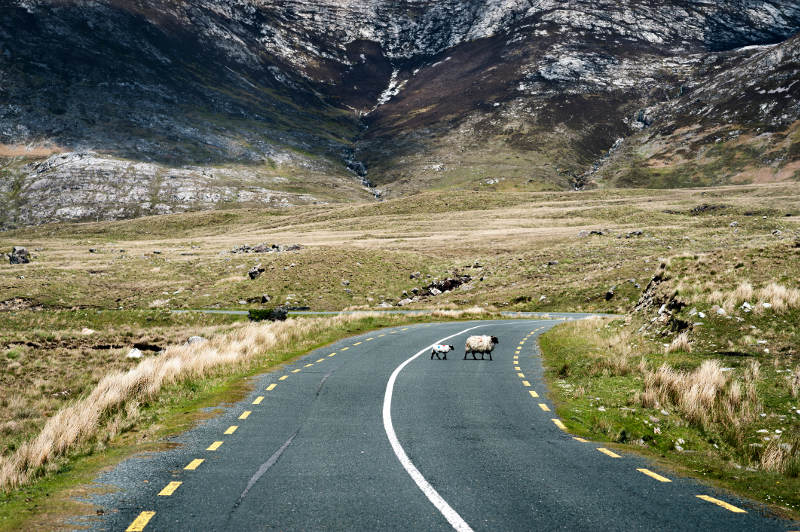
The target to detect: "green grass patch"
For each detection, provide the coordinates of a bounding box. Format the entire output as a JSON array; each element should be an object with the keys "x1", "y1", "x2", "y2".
[{"x1": 539, "y1": 318, "x2": 800, "y2": 519}]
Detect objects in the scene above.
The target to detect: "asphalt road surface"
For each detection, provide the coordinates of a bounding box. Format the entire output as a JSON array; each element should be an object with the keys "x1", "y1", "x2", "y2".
[{"x1": 81, "y1": 319, "x2": 796, "y2": 531}]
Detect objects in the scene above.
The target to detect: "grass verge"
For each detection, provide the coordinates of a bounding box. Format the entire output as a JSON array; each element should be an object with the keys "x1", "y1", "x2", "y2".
[{"x1": 540, "y1": 316, "x2": 800, "y2": 519}]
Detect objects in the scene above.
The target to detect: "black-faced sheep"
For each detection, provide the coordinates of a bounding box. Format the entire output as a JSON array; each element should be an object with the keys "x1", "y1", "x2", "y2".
[
  {"x1": 431, "y1": 344, "x2": 454, "y2": 360},
  {"x1": 464, "y1": 335, "x2": 499, "y2": 360}
]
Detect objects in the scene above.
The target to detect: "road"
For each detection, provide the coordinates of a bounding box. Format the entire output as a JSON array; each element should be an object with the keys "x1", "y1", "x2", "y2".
[{"x1": 82, "y1": 319, "x2": 794, "y2": 531}]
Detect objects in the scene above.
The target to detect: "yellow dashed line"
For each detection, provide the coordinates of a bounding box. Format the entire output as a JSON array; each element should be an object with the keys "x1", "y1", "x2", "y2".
[
  {"x1": 224, "y1": 425, "x2": 238, "y2": 435},
  {"x1": 304, "y1": 363, "x2": 314, "y2": 368},
  {"x1": 521, "y1": 380, "x2": 531, "y2": 387},
  {"x1": 126, "y1": 511, "x2": 155, "y2": 531},
  {"x1": 239, "y1": 411, "x2": 251, "y2": 420},
  {"x1": 353, "y1": 342, "x2": 362, "y2": 346},
  {"x1": 252, "y1": 396, "x2": 264, "y2": 405},
  {"x1": 184, "y1": 459, "x2": 204, "y2": 470},
  {"x1": 696, "y1": 495, "x2": 746, "y2": 513},
  {"x1": 573, "y1": 437, "x2": 588, "y2": 443},
  {"x1": 158, "y1": 481, "x2": 182, "y2": 496},
  {"x1": 637, "y1": 468, "x2": 671, "y2": 483},
  {"x1": 378, "y1": 334, "x2": 386, "y2": 337},
  {"x1": 291, "y1": 369, "x2": 302, "y2": 373},
  {"x1": 266, "y1": 383, "x2": 277, "y2": 391},
  {"x1": 206, "y1": 441, "x2": 223, "y2": 451},
  {"x1": 316, "y1": 358, "x2": 325, "y2": 363},
  {"x1": 597, "y1": 448, "x2": 621, "y2": 458},
  {"x1": 341, "y1": 347, "x2": 349, "y2": 351},
  {"x1": 517, "y1": 372, "x2": 525, "y2": 378},
  {"x1": 279, "y1": 375, "x2": 288, "y2": 381},
  {"x1": 552, "y1": 419, "x2": 567, "y2": 431},
  {"x1": 538, "y1": 403, "x2": 550, "y2": 412},
  {"x1": 529, "y1": 390, "x2": 539, "y2": 398},
  {"x1": 401, "y1": 328, "x2": 409, "y2": 331},
  {"x1": 366, "y1": 338, "x2": 374, "y2": 341},
  {"x1": 390, "y1": 331, "x2": 398, "y2": 334},
  {"x1": 514, "y1": 366, "x2": 521, "y2": 371},
  {"x1": 328, "y1": 352, "x2": 336, "y2": 357}
]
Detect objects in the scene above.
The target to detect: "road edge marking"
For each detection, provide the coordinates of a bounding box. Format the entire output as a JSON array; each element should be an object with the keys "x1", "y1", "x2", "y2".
[
  {"x1": 126, "y1": 511, "x2": 155, "y2": 531},
  {"x1": 597, "y1": 447, "x2": 621, "y2": 458},
  {"x1": 383, "y1": 325, "x2": 483, "y2": 532},
  {"x1": 158, "y1": 481, "x2": 182, "y2": 496},
  {"x1": 696, "y1": 494, "x2": 747, "y2": 513},
  {"x1": 637, "y1": 468, "x2": 671, "y2": 483}
]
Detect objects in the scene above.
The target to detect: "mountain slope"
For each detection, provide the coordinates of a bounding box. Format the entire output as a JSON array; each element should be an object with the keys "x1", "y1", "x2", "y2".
[{"x1": 1, "y1": 0, "x2": 800, "y2": 227}]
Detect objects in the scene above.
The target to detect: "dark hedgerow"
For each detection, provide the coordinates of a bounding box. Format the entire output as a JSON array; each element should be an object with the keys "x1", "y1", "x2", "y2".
[{"x1": 248, "y1": 307, "x2": 289, "y2": 322}]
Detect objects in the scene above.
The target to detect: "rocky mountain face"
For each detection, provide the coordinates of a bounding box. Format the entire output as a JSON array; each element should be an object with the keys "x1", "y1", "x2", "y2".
[{"x1": 1, "y1": 0, "x2": 799, "y2": 227}]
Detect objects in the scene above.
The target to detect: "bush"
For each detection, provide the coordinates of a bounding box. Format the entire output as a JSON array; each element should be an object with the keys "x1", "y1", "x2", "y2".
[{"x1": 248, "y1": 307, "x2": 288, "y2": 322}]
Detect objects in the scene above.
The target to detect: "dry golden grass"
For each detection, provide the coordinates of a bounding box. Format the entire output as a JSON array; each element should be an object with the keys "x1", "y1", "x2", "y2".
[
  {"x1": 708, "y1": 281, "x2": 800, "y2": 314},
  {"x1": 665, "y1": 331, "x2": 692, "y2": 353},
  {"x1": 0, "y1": 312, "x2": 396, "y2": 491},
  {"x1": 756, "y1": 282, "x2": 800, "y2": 313},
  {"x1": 790, "y1": 366, "x2": 800, "y2": 398},
  {"x1": 760, "y1": 438, "x2": 800, "y2": 476},
  {"x1": 642, "y1": 360, "x2": 759, "y2": 430}
]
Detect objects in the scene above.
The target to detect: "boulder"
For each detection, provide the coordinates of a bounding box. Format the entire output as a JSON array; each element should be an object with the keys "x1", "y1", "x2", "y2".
[
  {"x1": 9, "y1": 246, "x2": 31, "y2": 264},
  {"x1": 126, "y1": 348, "x2": 144, "y2": 359},
  {"x1": 186, "y1": 336, "x2": 206, "y2": 345},
  {"x1": 397, "y1": 298, "x2": 413, "y2": 306},
  {"x1": 251, "y1": 242, "x2": 273, "y2": 253},
  {"x1": 249, "y1": 264, "x2": 266, "y2": 280}
]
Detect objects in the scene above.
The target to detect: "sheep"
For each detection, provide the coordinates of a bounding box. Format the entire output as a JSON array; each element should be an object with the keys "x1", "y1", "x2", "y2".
[
  {"x1": 430, "y1": 344, "x2": 454, "y2": 360},
  {"x1": 464, "y1": 335, "x2": 499, "y2": 360}
]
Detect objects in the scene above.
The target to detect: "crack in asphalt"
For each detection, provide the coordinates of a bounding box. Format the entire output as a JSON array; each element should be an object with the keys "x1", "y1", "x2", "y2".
[{"x1": 227, "y1": 369, "x2": 335, "y2": 521}]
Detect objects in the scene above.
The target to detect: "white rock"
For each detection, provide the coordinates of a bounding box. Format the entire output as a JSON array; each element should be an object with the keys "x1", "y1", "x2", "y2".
[
  {"x1": 81, "y1": 327, "x2": 96, "y2": 335},
  {"x1": 186, "y1": 336, "x2": 206, "y2": 345},
  {"x1": 126, "y1": 348, "x2": 144, "y2": 359}
]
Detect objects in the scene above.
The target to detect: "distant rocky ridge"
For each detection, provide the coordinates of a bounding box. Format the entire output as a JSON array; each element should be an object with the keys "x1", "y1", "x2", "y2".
[{"x1": 1, "y1": 0, "x2": 799, "y2": 227}]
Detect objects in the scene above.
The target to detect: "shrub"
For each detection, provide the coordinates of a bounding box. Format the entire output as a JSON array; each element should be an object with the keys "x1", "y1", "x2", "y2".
[{"x1": 248, "y1": 307, "x2": 288, "y2": 322}]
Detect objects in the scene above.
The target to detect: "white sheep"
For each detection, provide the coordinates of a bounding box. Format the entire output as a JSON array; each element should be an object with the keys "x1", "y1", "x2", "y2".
[
  {"x1": 430, "y1": 344, "x2": 454, "y2": 360},
  {"x1": 464, "y1": 335, "x2": 499, "y2": 360}
]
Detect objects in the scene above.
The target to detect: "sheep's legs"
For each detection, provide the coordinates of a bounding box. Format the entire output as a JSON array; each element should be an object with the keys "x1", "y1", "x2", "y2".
[
  {"x1": 488, "y1": 352, "x2": 493, "y2": 361},
  {"x1": 431, "y1": 351, "x2": 440, "y2": 360}
]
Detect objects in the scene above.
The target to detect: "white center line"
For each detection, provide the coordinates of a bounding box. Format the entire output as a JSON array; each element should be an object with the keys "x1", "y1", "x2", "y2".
[{"x1": 383, "y1": 325, "x2": 483, "y2": 532}]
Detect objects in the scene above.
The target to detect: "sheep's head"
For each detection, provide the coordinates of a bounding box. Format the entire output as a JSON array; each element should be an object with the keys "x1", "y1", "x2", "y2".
[
  {"x1": 448, "y1": 345, "x2": 454, "y2": 351},
  {"x1": 491, "y1": 336, "x2": 499, "y2": 344}
]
